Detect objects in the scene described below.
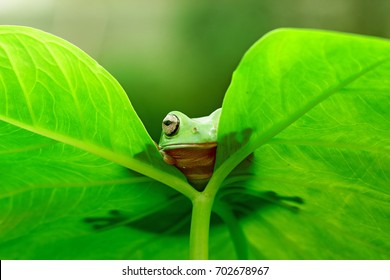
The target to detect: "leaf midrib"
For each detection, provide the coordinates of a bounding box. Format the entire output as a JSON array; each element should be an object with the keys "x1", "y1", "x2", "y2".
[{"x1": 0, "y1": 115, "x2": 196, "y2": 199}]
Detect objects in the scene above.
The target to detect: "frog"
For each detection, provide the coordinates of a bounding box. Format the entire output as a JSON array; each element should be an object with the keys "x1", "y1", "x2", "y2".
[{"x1": 158, "y1": 108, "x2": 221, "y2": 191}]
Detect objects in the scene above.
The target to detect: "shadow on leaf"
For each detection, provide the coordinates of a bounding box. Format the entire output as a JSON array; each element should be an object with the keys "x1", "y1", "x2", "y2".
[{"x1": 83, "y1": 188, "x2": 303, "y2": 236}]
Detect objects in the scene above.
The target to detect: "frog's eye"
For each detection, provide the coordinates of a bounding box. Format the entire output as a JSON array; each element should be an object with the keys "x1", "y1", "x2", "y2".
[{"x1": 162, "y1": 113, "x2": 180, "y2": 136}]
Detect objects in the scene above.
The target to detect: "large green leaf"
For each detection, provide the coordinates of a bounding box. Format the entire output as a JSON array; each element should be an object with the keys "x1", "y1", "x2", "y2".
[
  {"x1": 0, "y1": 26, "x2": 193, "y2": 259},
  {"x1": 208, "y1": 29, "x2": 390, "y2": 259},
  {"x1": 0, "y1": 25, "x2": 193, "y2": 198},
  {"x1": 215, "y1": 28, "x2": 389, "y2": 179},
  {"x1": 0, "y1": 111, "x2": 192, "y2": 259}
]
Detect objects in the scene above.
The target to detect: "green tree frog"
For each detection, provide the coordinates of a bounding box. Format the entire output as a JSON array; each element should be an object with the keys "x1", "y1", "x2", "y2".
[{"x1": 158, "y1": 108, "x2": 221, "y2": 191}]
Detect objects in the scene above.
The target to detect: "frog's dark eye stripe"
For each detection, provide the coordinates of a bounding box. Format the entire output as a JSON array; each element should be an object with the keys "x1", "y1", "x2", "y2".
[{"x1": 162, "y1": 114, "x2": 180, "y2": 136}]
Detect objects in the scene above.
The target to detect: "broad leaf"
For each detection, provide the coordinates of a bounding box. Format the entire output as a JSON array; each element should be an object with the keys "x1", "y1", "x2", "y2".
[
  {"x1": 210, "y1": 29, "x2": 390, "y2": 259},
  {"x1": 215, "y1": 29, "x2": 389, "y2": 178},
  {"x1": 0, "y1": 25, "x2": 192, "y2": 197},
  {"x1": 0, "y1": 26, "x2": 194, "y2": 259},
  {"x1": 0, "y1": 121, "x2": 192, "y2": 259}
]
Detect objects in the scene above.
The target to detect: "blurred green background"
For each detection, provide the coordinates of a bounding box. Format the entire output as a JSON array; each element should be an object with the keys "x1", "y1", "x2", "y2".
[{"x1": 1, "y1": 0, "x2": 389, "y2": 140}]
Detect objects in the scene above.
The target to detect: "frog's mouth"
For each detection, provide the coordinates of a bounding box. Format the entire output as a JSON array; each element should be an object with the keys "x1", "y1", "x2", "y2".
[{"x1": 160, "y1": 142, "x2": 217, "y2": 151}]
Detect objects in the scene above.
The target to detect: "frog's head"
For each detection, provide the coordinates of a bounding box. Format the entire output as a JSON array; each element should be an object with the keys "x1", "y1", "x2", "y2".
[
  {"x1": 158, "y1": 108, "x2": 221, "y2": 150},
  {"x1": 158, "y1": 108, "x2": 221, "y2": 190}
]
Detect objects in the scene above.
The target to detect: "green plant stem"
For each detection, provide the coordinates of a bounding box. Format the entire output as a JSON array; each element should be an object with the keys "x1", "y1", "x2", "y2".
[{"x1": 189, "y1": 193, "x2": 214, "y2": 259}]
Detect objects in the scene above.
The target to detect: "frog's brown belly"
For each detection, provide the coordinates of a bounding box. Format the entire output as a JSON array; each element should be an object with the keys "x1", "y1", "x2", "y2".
[{"x1": 162, "y1": 144, "x2": 217, "y2": 191}]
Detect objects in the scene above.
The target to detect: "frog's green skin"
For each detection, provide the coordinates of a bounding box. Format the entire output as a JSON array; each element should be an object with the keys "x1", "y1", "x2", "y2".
[{"x1": 158, "y1": 108, "x2": 221, "y2": 191}]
